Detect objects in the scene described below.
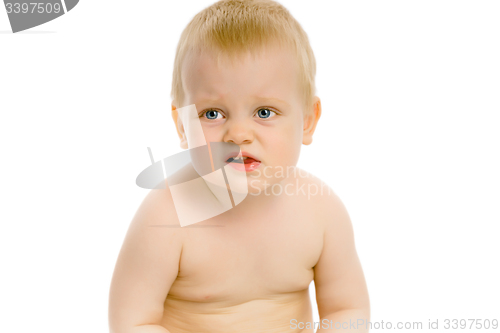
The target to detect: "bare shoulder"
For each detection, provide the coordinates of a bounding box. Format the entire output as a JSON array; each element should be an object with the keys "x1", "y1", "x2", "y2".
[
  {"x1": 126, "y1": 184, "x2": 187, "y2": 248},
  {"x1": 109, "y1": 185, "x2": 185, "y2": 332},
  {"x1": 298, "y1": 169, "x2": 369, "y2": 317},
  {"x1": 131, "y1": 184, "x2": 183, "y2": 228},
  {"x1": 289, "y1": 167, "x2": 348, "y2": 231}
]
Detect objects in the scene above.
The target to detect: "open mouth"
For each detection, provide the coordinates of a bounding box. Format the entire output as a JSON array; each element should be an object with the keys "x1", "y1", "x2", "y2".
[
  {"x1": 226, "y1": 156, "x2": 261, "y2": 164},
  {"x1": 224, "y1": 152, "x2": 261, "y2": 172}
]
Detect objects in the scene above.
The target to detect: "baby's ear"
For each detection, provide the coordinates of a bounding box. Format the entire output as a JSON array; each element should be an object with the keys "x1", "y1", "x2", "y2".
[
  {"x1": 302, "y1": 97, "x2": 322, "y2": 145},
  {"x1": 171, "y1": 104, "x2": 188, "y2": 149}
]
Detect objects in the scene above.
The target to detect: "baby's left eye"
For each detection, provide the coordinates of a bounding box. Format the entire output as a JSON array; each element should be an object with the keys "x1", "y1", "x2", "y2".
[
  {"x1": 256, "y1": 108, "x2": 276, "y2": 119},
  {"x1": 203, "y1": 110, "x2": 223, "y2": 120}
]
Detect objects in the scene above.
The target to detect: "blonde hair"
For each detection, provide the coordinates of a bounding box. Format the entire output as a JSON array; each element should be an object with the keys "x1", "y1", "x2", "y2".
[{"x1": 171, "y1": 0, "x2": 316, "y2": 112}]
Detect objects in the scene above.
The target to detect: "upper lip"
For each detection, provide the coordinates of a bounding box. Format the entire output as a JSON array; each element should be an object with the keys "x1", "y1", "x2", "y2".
[{"x1": 224, "y1": 151, "x2": 261, "y2": 162}]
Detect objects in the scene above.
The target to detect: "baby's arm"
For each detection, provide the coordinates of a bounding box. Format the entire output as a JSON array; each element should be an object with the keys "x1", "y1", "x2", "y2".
[
  {"x1": 313, "y1": 193, "x2": 370, "y2": 332},
  {"x1": 108, "y1": 188, "x2": 183, "y2": 333}
]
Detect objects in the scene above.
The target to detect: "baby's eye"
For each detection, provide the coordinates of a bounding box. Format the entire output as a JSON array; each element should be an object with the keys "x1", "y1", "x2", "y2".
[
  {"x1": 203, "y1": 110, "x2": 223, "y2": 120},
  {"x1": 256, "y1": 108, "x2": 276, "y2": 119}
]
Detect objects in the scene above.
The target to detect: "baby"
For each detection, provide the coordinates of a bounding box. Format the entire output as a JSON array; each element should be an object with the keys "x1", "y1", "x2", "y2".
[{"x1": 109, "y1": 1, "x2": 370, "y2": 332}]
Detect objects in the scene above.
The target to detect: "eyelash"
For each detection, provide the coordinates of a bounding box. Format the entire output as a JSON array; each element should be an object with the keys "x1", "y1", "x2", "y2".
[{"x1": 200, "y1": 108, "x2": 279, "y2": 120}]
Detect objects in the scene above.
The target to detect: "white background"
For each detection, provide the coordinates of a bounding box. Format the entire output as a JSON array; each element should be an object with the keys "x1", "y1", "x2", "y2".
[{"x1": 1, "y1": 1, "x2": 499, "y2": 332}]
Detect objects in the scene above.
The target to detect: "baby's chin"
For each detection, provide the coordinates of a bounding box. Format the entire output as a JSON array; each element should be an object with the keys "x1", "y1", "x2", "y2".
[{"x1": 245, "y1": 176, "x2": 287, "y2": 197}]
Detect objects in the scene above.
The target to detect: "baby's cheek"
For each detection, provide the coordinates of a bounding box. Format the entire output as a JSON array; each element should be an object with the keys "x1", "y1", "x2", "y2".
[
  {"x1": 273, "y1": 132, "x2": 301, "y2": 166},
  {"x1": 201, "y1": 126, "x2": 223, "y2": 142}
]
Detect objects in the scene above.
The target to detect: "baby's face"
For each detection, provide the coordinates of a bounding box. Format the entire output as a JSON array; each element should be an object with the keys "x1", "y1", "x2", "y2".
[{"x1": 177, "y1": 45, "x2": 314, "y2": 192}]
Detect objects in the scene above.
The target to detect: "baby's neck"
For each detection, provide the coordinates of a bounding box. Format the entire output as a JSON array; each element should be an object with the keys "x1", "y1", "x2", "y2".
[{"x1": 223, "y1": 183, "x2": 283, "y2": 219}]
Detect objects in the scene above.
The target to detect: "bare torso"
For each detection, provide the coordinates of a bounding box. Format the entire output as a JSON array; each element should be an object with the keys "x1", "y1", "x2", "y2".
[{"x1": 159, "y1": 175, "x2": 325, "y2": 333}]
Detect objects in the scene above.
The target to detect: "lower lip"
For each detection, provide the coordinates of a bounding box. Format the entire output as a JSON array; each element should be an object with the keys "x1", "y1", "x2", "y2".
[{"x1": 227, "y1": 159, "x2": 261, "y2": 172}]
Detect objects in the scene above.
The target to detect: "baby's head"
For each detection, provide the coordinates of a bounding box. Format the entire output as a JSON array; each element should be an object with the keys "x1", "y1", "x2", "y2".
[{"x1": 171, "y1": 0, "x2": 321, "y2": 193}]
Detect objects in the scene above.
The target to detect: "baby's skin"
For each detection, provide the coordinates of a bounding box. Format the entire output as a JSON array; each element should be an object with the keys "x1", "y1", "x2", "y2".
[{"x1": 109, "y1": 44, "x2": 369, "y2": 333}]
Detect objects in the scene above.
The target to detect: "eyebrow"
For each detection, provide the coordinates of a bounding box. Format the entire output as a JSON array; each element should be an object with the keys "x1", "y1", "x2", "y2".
[
  {"x1": 196, "y1": 96, "x2": 290, "y2": 108},
  {"x1": 256, "y1": 97, "x2": 290, "y2": 107}
]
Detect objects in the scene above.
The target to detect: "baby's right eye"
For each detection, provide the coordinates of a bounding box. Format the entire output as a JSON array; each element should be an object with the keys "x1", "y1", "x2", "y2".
[{"x1": 203, "y1": 110, "x2": 223, "y2": 120}]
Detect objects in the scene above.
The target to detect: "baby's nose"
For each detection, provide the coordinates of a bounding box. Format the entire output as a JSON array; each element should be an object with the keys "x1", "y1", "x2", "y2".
[{"x1": 223, "y1": 119, "x2": 254, "y2": 145}]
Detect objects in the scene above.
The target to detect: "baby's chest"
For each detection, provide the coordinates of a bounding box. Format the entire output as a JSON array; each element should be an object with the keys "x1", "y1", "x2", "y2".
[{"x1": 170, "y1": 215, "x2": 324, "y2": 302}]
